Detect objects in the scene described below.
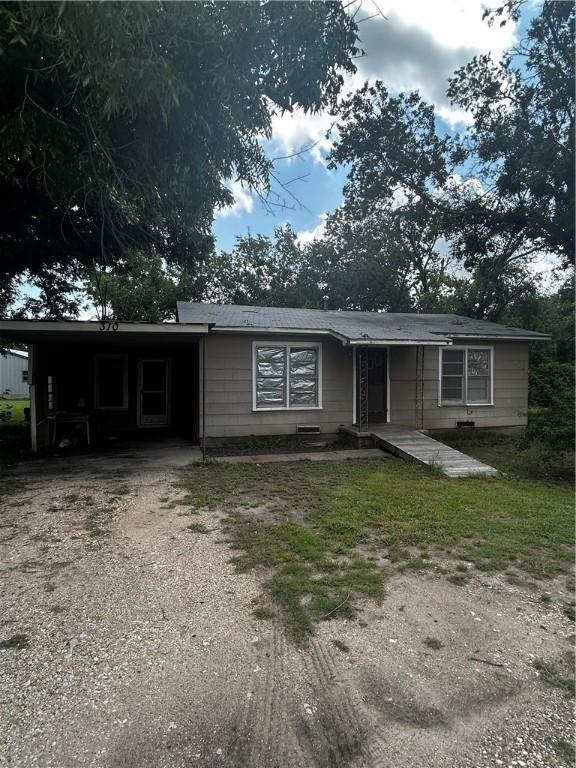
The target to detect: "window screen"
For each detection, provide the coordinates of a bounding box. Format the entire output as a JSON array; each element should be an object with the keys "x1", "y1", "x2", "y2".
[
  {"x1": 441, "y1": 348, "x2": 491, "y2": 405},
  {"x1": 466, "y1": 349, "x2": 491, "y2": 403},
  {"x1": 254, "y1": 344, "x2": 319, "y2": 409},
  {"x1": 441, "y1": 349, "x2": 465, "y2": 403}
]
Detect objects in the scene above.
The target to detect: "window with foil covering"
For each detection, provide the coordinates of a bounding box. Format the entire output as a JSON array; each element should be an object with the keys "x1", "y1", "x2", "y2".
[
  {"x1": 253, "y1": 343, "x2": 321, "y2": 409},
  {"x1": 255, "y1": 346, "x2": 287, "y2": 408},
  {"x1": 440, "y1": 346, "x2": 493, "y2": 406}
]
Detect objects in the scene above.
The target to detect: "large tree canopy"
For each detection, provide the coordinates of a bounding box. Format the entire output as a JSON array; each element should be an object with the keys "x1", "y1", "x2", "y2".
[
  {"x1": 0, "y1": 1, "x2": 358, "y2": 313},
  {"x1": 328, "y1": 0, "x2": 574, "y2": 317}
]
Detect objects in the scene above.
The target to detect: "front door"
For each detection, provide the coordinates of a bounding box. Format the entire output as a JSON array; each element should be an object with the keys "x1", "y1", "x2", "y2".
[
  {"x1": 138, "y1": 359, "x2": 170, "y2": 427},
  {"x1": 367, "y1": 348, "x2": 388, "y2": 425}
]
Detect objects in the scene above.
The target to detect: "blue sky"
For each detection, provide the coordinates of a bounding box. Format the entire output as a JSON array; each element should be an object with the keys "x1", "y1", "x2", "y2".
[{"x1": 213, "y1": 0, "x2": 537, "y2": 252}]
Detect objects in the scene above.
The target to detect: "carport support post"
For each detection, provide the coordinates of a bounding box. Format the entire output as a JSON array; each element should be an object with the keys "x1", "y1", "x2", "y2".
[
  {"x1": 29, "y1": 343, "x2": 37, "y2": 452},
  {"x1": 201, "y1": 335, "x2": 206, "y2": 461}
]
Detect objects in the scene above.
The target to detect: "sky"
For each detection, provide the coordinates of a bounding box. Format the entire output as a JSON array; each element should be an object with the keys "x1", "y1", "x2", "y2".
[{"x1": 213, "y1": 0, "x2": 544, "y2": 264}]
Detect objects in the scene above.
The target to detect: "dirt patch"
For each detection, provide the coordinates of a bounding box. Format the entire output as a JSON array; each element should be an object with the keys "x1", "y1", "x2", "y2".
[{"x1": 0, "y1": 458, "x2": 573, "y2": 768}]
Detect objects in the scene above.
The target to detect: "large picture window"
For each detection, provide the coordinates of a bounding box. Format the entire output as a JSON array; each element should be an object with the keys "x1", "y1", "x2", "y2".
[
  {"x1": 253, "y1": 343, "x2": 321, "y2": 410},
  {"x1": 440, "y1": 347, "x2": 492, "y2": 406},
  {"x1": 95, "y1": 355, "x2": 128, "y2": 410}
]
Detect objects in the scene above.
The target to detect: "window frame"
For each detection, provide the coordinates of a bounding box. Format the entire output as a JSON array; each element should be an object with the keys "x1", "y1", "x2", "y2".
[
  {"x1": 438, "y1": 345, "x2": 494, "y2": 407},
  {"x1": 21, "y1": 369, "x2": 28, "y2": 383},
  {"x1": 252, "y1": 341, "x2": 322, "y2": 411},
  {"x1": 94, "y1": 353, "x2": 129, "y2": 410}
]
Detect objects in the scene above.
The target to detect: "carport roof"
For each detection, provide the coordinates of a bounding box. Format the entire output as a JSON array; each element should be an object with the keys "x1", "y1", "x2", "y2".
[
  {"x1": 176, "y1": 302, "x2": 549, "y2": 345},
  {"x1": 0, "y1": 319, "x2": 210, "y2": 346}
]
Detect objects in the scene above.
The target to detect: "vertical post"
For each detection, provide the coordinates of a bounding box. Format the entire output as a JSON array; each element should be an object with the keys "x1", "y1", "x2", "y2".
[
  {"x1": 28, "y1": 344, "x2": 37, "y2": 452},
  {"x1": 201, "y1": 335, "x2": 206, "y2": 461},
  {"x1": 358, "y1": 347, "x2": 369, "y2": 431},
  {"x1": 416, "y1": 345, "x2": 424, "y2": 430},
  {"x1": 352, "y1": 347, "x2": 357, "y2": 426}
]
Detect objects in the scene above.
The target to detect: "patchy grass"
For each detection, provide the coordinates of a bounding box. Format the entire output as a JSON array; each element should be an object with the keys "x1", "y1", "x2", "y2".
[
  {"x1": 0, "y1": 633, "x2": 29, "y2": 650},
  {"x1": 178, "y1": 456, "x2": 574, "y2": 642},
  {"x1": 423, "y1": 637, "x2": 444, "y2": 650},
  {"x1": 108, "y1": 483, "x2": 131, "y2": 497},
  {"x1": 187, "y1": 522, "x2": 209, "y2": 534},
  {"x1": 533, "y1": 658, "x2": 575, "y2": 697},
  {"x1": 332, "y1": 638, "x2": 351, "y2": 653},
  {"x1": 252, "y1": 606, "x2": 275, "y2": 621}
]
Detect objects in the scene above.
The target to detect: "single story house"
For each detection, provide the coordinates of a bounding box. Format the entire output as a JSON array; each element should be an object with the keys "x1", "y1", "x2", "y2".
[
  {"x1": 0, "y1": 303, "x2": 548, "y2": 452},
  {"x1": 0, "y1": 348, "x2": 29, "y2": 399}
]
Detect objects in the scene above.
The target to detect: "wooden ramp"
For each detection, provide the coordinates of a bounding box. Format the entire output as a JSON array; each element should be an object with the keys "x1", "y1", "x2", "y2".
[{"x1": 370, "y1": 425, "x2": 498, "y2": 478}]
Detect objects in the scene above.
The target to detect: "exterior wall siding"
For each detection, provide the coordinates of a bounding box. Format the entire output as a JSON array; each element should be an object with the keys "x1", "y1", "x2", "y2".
[
  {"x1": 422, "y1": 339, "x2": 529, "y2": 429},
  {"x1": 203, "y1": 333, "x2": 353, "y2": 438},
  {"x1": 203, "y1": 335, "x2": 530, "y2": 437}
]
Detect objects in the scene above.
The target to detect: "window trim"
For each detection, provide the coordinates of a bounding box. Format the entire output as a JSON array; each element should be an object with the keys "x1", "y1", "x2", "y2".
[
  {"x1": 438, "y1": 346, "x2": 494, "y2": 407},
  {"x1": 94, "y1": 354, "x2": 129, "y2": 410},
  {"x1": 252, "y1": 341, "x2": 322, "y2": 411}
]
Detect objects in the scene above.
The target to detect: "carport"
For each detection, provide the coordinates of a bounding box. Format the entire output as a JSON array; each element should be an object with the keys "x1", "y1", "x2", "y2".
[{"x1": 0, "y1": 320, "x2": 210, "y2": 452}]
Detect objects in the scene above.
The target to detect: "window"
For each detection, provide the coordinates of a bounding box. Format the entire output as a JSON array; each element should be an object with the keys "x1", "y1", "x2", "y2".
[
  {"x1": 22, "y1": 369, "x2": 28, "y2": 383},
  {"x1": 94, "y1": 355, "x2": 128, "y2": 409},
  {"x1": 47, "y1": 376, "x2": 57, "y2": 411},
  {"x1": 440, "y1": 347, "x2": 492, "y2": 405},
  {"x1": 253, "y1": 343, "x2": 321, "y2": 410}
]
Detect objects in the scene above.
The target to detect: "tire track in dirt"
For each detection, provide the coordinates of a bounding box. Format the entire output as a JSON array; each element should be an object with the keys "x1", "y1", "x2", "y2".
[{"x1": 294, "y1": 638, "x2": 376, "y2": 768}]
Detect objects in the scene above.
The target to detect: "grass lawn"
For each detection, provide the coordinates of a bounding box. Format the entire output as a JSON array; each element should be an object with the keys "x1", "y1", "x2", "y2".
[
  {"x1": 0, "y1": 398, "x2": 30, "y2": 468},
  {"x1": 179, "y1": 446, "x2": 575, "y2": 643}
]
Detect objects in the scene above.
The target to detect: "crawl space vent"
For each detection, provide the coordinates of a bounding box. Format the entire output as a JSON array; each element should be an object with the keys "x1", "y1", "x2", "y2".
[
  {"x1": 456, "y1": 420, "x2": 475, "y2": 428},
  {"x1": 297, "y1": 425, "x2": 321, "y2": 434}
]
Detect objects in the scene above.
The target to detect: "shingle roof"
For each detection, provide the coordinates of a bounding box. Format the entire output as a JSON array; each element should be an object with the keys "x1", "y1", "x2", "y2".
[{"x1": 177, "y1": 302, "x2": 548, "y2": 344}]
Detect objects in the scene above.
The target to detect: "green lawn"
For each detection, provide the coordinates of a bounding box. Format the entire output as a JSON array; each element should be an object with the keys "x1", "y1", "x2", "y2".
[
  {"x1": 0, "y1": 399, "x2": 30, "y2": 467},
  {"x1": 0, "y1": 398, "x2": 29, "y2": 426},
  {"x1": 178, "y1": 449, "x2": 574, "y2": 643}
]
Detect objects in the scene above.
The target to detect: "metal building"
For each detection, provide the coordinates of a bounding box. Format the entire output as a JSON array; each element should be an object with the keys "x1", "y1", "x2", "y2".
[{"x1": 0, "y1": 348, "x2": 30, "y2": 399}]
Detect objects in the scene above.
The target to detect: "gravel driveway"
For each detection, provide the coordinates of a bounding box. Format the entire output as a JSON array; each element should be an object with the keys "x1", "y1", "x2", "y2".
[{"x1": 0, "y1": 454, "x2": 573, "y2": 767}]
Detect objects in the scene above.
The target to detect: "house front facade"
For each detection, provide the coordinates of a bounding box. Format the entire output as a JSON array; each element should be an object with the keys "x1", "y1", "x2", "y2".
[{"x1": 0, "y1": 303, "x2": 548, "y2": 452}]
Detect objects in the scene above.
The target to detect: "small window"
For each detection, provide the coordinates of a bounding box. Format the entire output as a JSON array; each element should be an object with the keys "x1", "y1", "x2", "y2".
[
  {"x1": 21, "y1": 369, "x2": 28, "y2": 383},
  {"x1": 440, "y1": 347, "x2": 492, "y2": 406},
  {"x1": 47, "y1": 375, "x2": 57, "y2": 411},
  {"x1": 95, "y1": 355, "x2": 128, "y2": 409},
  {"x1": 253, "y1": 343, "x2": 321, "y2": 410}
]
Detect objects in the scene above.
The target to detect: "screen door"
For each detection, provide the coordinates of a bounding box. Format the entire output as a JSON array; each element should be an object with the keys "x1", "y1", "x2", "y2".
[{"x1": 138, "y1": 359, "x2": 170, "y2": 427}]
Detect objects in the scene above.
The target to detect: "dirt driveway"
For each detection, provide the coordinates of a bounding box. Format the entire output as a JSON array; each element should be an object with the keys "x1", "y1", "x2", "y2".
[{"x1": 0, "y1": 455, "x2": 573, "y2": 768}]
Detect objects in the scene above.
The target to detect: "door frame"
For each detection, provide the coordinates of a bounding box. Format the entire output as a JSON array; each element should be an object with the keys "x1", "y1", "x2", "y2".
[
  {"x1": 353, "y1": 346, "x2": 390, "y2": 429},
  {"x1": 137, "y1": 358, "x2": 171, "y2": 428}
]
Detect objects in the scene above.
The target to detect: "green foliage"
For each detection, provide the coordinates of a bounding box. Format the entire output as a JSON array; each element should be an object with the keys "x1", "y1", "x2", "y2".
[
  {"x1": 327, "y1": 0, "x2": 574, "y2": 318},
  {"x1": 0, "y1": 2, "x2": 359, "y2": 315},
  {"x1": 84, "y1": 249, "x2": 200, "y2": 321}
]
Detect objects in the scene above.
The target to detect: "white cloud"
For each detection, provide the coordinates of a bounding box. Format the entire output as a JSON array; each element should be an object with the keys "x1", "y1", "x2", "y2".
[
  {"x1": 268, "y1": 109, "x2": 335, "y2": 167},
  {"x1": 266, "y1": 0, "x2": 519, "y2": 158},
  {"x1": 215, "y1": 179, "x2": 254, "y2": 219},
  {"x1": 296, "y1": 213, "x2": 328, "y2": 246}
]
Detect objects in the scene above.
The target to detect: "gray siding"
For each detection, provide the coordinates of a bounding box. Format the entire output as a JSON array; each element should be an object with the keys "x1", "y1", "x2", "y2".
[
  {"x1": 422, "y1": 340, "x2": 529, "y2": 430},
  {"x1": 203, "y1": 334, "x2": 353, "y2": 437},
  {"x1": 203, "y1": 335, "x2": 530, "y2": 437},
  {"x1": 0, "y1": 351, "x2": 29, "y2": 399}
]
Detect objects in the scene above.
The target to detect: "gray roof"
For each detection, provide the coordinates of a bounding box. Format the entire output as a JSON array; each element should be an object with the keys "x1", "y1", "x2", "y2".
[{"x1": 177, "y1": 302, "x2": 548, "y2": 344}]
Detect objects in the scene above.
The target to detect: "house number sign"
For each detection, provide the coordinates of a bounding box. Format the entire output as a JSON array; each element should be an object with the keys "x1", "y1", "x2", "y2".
[{"x1": 99, "y1": 321, "x2": 119, "y2": 331}]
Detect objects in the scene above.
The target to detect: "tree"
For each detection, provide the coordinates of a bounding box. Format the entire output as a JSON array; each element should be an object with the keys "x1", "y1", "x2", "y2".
[
  {"x1": 202, "y1": 226, "x2": 309, "y2": 307},
  {"x1": 0, "y1": 1, "x2": 359, "y2": 315},
  {"x1": 329, "y1": 0, "x2": 574, "y2": 318},
  {"x1": 84, "y1": 249, "x2": 201, "y2": 322}
]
